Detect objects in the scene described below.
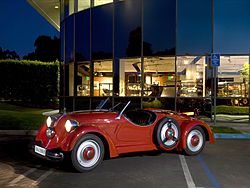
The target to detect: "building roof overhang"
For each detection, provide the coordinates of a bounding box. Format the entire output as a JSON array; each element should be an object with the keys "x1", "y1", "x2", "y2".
[{"x1": 27, "y1": 0, "x2": 60, "y2": 31}]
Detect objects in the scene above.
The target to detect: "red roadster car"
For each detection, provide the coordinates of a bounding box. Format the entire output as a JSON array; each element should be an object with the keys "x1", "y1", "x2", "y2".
[{"x1": 34, "y1": 99, "x2": 214, "y2": 172}]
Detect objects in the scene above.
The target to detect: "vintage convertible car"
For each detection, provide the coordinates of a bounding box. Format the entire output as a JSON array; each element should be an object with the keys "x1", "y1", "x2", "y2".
[{"x1": 34, "y1": 99, "x2": 214, "y2": 172}]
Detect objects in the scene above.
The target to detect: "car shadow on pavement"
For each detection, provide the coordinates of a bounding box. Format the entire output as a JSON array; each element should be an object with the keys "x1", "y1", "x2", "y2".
[
  {"x1": 0, "y1": 135, "x2": 75, "y2": 173},
  {"x1": 0, "y1": 135, "x2": 180, "y2": 175}
]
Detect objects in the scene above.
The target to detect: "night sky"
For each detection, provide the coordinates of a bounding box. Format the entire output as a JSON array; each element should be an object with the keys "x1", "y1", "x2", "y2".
[{"x1": 0, "y1": 0, "x2": 59, "y2": 58}]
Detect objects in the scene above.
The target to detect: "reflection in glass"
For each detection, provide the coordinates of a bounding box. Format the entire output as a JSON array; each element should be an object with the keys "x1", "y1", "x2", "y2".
[
  {"x1": 65, "y1": 16, "x2": 74, "y2": 96},
  {"x1": 177, "y1": 56, "x2": 206, "y2": 97},
  {"x1": 144, "y1": 57, "x2": 175, "y2": 97},
  {"x1": 64, "y1": 0, "x2": 75, "y2": 16},
  {"x1": 143, "y1": 0, "x2": 176, "y2": 56},
  {"x1": 114, "y1": 0, "x2": 141, "y2": 58},
  {"x1": 65, "y1": 16, "x2": 74, "y2": 64},
  {"x1": 75, "y1": 9, "x2": 91, "y2": 96},
  {"x1": 92, "y1": 3, "x2": 113, "y2": 60},
  {"x1": 77, "y1": 0, "x2": 90, "y2": 12},
  {"x1": 114, "y1": 0, "x2": 141, "y2": 96},
  {"x1": 214, "y1": 0, "x2": 250, "y2": 54},
  {"x1": 176, "y1": 98, "x2": 212, "y2": 118},
  {"x1": 94, "y1": 0, "x2": 113, "y2": 7},
  {"x1": 119, "y1": 58, "x2": 141, "y2": 96},
  {"x1": 94, "y1": 61, "x2": 113, "y2": 96},
  {"x1": 218, "y1": 56, "x2": 249, "y2": 99},
  {"x1": 64, "y1": 63, "x2": 74, "y2": 96},
  {"x1": 75, "y1": 10, "x2": 90, "y2": 61},
  {"x1": 77, "y1": 62, "x2": 90, "y2": 96},
  {"x1": 143, "y1": 97, "x2": 175, "y2": 111},
  {"x1": 177, "y1": 0, "x2": 212, "y2": 55}
]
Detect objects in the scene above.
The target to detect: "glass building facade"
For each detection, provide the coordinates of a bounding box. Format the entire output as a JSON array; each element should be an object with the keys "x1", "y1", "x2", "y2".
[{"x1": 60, "y1": 0, "x2": 250, "y2": 123}]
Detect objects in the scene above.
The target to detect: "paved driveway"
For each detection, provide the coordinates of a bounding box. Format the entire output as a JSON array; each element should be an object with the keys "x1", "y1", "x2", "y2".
[{"x1": 0, "y1": 135, "x2": 250, "y2": 188}]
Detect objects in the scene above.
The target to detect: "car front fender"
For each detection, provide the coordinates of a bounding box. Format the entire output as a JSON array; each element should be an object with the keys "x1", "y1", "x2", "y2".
[{"x1": 61, "y1": 125, "x2": 119, "y2": 158}]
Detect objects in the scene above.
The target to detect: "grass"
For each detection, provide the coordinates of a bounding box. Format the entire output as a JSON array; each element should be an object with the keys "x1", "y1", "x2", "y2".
[
  {"x1": 216, "y1": 105, "x2": 249, "y2": 115},
  {"x1": 0, "y1": 103, "x2": 245, "y2": 134},
  {"x1": 0, "y1": 103, "x2": 53, "y2": 130},
  {"x1": 211, "y1": 126, "x2": 242, "y2": 134}
]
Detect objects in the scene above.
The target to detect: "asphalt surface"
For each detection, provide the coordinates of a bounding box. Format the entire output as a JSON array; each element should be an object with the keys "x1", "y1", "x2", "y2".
[{"x1": 0, "y1": 135, "x2": 250, "y2": 188}]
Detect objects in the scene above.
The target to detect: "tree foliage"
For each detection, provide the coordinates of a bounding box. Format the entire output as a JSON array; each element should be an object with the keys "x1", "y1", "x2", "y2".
[
  {"x1": 23, "y1": 35, "x2": 60, "y2": 62},
  {"x1": 240, "y1": 63, "x2": 249, "y2": 80},
  {"x1": 0, "y1": 47, "x2": 20, "y2": 60}
]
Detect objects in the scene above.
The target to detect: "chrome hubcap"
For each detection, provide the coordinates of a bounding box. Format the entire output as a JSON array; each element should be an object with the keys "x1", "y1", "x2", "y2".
[
  {"x1": 160, "y1": 121, "x2": 179, "y2": 147},
  {"x1": 165, "y1": 128, "x2": 175, "y2": 140},
  {"x1": 83, "y1": 147, "x2": 95, "y2": 161},
  {"x1": 191, "y1": 135, "x2": 200, "y2": 147},
  {"x1": 77, "y1": 140, "x2": 100, "y2": 168},
  {"x1": 187, "y1": 130, "x2": 203, "y2": 152}
]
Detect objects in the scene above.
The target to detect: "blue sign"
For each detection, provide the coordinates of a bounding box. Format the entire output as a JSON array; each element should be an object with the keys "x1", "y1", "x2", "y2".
[{"x1": 211, "y1": 53, "x2": 220, "y2": 67}]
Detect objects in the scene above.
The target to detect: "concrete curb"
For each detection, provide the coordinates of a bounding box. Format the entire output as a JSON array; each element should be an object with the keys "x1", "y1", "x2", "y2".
[
  {"x1": 0, "y1": 130, "x2": 37, "y2": 136},
  {"x1": 214, "y1": 133, "x2": 250, "y2": 139},
  {"x1": 1, "y1": 130, "x2": 250, "y2": 139}
]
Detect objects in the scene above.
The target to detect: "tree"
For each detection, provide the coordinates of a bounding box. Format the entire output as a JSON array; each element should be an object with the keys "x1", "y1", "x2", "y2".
[
  {"x1": 23, "y1": 35, "x2": 60, "y2": 62},
  {"x1": 240, "y1": 63, "x2": 249, "y2": 81},
  {"x1": 126, "y1": 27, "x2": 153, "y2": 57},
  {"x1": 0, "y1": 47, "x2": 20, "y2": 60}
]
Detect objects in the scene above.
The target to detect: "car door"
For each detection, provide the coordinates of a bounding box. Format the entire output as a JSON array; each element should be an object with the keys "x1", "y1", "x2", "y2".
[{"x1": 115, "y1": 115, "x2": 151, "y2": 147}]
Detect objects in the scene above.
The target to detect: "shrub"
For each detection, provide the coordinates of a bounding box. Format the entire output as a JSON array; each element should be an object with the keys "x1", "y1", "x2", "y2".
[
  {"x1": 0, "y1": 59, "x2": 59, "y2": 107},
  {"x1": 143, "y1": 99, "x2": 163, "y2": 108},
  {"x1": 216, "y1": 105, "x2": 249, "y2": 115}
]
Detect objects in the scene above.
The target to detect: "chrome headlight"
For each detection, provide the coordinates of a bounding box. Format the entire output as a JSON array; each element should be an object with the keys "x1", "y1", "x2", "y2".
[
  {"x1": 46, "y1": 127, "x2": 55, "y2": 139},
  {"x1": 65, "y1": 119, "x2": 79, "y2": 133},
  {"x1": 46, "y1": 116, "x2": 53, "y2": 127}
]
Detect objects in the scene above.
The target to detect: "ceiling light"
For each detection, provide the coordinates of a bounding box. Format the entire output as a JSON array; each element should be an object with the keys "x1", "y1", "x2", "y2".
[{"x1": 55, "y1": 5, "x2": 59, "y2": 9}]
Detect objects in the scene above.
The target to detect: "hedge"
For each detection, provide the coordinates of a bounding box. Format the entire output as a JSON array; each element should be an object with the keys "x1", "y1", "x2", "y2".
[
  {"x1": 216, "y1": 105, "x2": 249, "y2": 115},
  {"x1": 0, "y1": 59, "x2": 59, "y2": 107}
]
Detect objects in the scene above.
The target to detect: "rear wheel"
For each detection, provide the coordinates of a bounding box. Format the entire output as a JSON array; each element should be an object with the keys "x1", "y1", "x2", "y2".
[
  {"x1": 71, "y1": 134, "x2": 104, "y2": 172},
  {"x1": 156, "y1": 118, "x2": 180, "y2": 150},
  {"x1": 184, "y1": 126, "x2": 205, "y2": 156}
]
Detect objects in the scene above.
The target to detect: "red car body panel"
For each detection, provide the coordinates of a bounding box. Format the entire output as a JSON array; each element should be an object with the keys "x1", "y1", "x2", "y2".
[{"x1": 35, "y1": 109, "x2": 214, "y2": 158}]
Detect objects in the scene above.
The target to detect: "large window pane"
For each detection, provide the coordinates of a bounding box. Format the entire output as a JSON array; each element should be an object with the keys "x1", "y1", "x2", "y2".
[
  {"x1": 114, "y1": 0, "x2": 141, "y2": 58},
  {"x1": 77, "y1": 62, "x2": 90, "y2": 96},
  {"x1": 214, "y1": 0, "x2": 250, "y2": 54},
  {"x1": 177, "y1": 0, "x2": 212, "y2": 55},
  {"x1": 176, "y1": 98, "x2": 212, "y2": 118},
  {"x1": 92, "y1": 3, "x2": 113, "y2": 60},
  {"x1": 94, "y1": 60, "x2": 113, "y2": 96},
  {"x1": 144, "y1": 57, "x2": 175, "y2": 97},
  {"x1": 218, "y1": 56, "x2": 249, "y2": 99},
  {"x1": 143, "y1": 0, "x2": 176, "y2": 56},
  {"x1": 177, "y1": 56, "x2": 206, "y2": 97},
  {"x1": 119, "y1": 58, "x2": 141, "y2": 96},
  {"x1": 114, "y1": 0, "x2": 142, "y2": 96},
  {"x1": 75, "y1": 9, "x2": 91, "y2": 96},
  {"x1": 65, "y1": 16, "x2": 74, "y2": 96},
  {"x1": 215, "y1": 56, "x2": 250, "y2": 123},
  {"x1": 75, "y1": 10, "x2": 90, "y2": 61},
  {"x1": 65, "y1": 16, "x2": 74, "y2": 64}
]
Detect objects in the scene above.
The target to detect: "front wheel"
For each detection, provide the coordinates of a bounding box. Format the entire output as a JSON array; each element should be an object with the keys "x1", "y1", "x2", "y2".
[
  {"x1": 71, "y1": 134, "x2": 104, "y2": 172},
  {"x1": 184, "y1": 126, "x2": 205, "y2": 156}
]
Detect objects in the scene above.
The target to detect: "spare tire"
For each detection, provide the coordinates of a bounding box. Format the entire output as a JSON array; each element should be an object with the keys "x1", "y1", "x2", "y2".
[{"x1": 156, "y1": 117, "x2": 180, "y2": 150}]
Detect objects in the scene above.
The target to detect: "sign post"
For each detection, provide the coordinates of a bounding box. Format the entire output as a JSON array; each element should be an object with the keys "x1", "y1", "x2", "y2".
[{"x1": 211, "y1": 53, "x2": 220, "y2": 126}]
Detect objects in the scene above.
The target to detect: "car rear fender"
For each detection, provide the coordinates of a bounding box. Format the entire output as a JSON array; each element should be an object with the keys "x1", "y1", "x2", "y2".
[
  {"x1": 178, "y1": 121, "x2": 215, "y2": 150},
  {"x1": 61, "y1": 125, "x2": 119, "y2": 158}
]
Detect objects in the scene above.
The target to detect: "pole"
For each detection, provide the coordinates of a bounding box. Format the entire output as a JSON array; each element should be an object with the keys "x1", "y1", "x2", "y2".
[{"x1": 213, "y1": 66, "x2": 217, "y2": 126}]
